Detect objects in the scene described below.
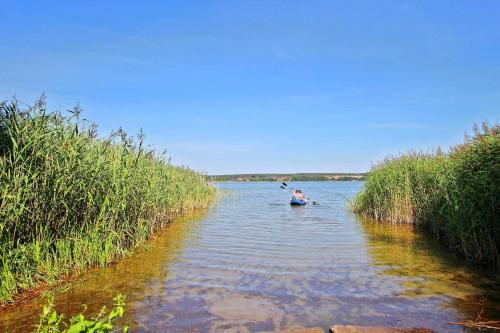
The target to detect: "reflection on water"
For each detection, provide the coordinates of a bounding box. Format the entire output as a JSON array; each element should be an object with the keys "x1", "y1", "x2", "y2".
[
  {"x1": 362, "y1": 220, "x2": 500, "y2": 322},
  {"x1": 0, "y1": 210, "x2": 208, "y2": 332},
  {"x1": 1, "y1": 182, "x2": 500, "y2": 333}
]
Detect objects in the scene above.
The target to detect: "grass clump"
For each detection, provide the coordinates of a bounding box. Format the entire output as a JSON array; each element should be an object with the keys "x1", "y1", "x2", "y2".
[
  {"x1": 351, "y1": 121, "x2": 500, "y2": 268},
  {"x1": 34, "y1": 294, "x2": 129, "y2": 333},
  {"x1": 0, "y1": 97, "x2": 215, "y2": 303}
]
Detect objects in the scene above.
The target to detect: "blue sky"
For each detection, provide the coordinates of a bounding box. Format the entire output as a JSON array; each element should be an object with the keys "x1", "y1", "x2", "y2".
[{"x1": 1, "y1": 1, "x2": 499, "y2": 174}]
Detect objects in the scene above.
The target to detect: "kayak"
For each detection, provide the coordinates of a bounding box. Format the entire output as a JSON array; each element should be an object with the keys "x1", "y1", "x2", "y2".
[{"x1": 290, "y1": 198, "x2": 307, "y2": 206}]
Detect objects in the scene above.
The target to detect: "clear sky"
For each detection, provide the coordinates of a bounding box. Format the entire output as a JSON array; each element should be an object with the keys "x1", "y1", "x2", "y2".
[{"x1": 1, "y1": 1, "x2": 499, "y2": 174}]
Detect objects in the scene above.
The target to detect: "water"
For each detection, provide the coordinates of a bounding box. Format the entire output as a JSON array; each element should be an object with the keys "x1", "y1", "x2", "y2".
[{"x1": 2, "y1": 182, "x2": 500, "y2": 332}]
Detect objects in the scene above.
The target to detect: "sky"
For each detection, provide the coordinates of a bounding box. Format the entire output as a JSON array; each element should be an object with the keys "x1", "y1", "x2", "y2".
[{"x1": 1, "y1": 1, "x2": 499, "y2": 174}]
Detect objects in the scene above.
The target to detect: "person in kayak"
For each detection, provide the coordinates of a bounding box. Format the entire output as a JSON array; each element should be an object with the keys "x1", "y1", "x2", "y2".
[{"x1": 291, "y1": 189, "x2": 305, "y2": 201}]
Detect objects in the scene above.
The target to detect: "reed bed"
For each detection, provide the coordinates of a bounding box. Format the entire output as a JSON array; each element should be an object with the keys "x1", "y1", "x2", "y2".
[
  {"x1": 351, "y1": 122, "x2": 500, "y2": 268},
  {"x1": 0, "y1": 97, "x2": 215, "y2": 303}
]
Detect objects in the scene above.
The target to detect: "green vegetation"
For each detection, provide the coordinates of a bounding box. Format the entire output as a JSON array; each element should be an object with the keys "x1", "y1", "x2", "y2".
[
  {"x1": 0, "y1": 97, "x2": 215, "y2": 303},
  {"x1": 210, "y1": 173, "x2": 366, "y2": 182},
  {"x1": 351, "y1": 122, "x2": 500, "y2": 268},
  {"x1": 35, "y1": 294, "x2": 128, "y2": 333}
]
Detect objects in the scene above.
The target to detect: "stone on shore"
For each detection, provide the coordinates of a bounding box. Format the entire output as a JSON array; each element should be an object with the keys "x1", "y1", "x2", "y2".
[{"x1": 330, "y1": 325, "x2": 436, "y2": 333}]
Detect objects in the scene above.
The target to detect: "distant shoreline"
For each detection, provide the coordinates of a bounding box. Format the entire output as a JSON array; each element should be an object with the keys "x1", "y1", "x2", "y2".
[{"x1": 209, "y1": 173, "x2": 367, "y2": 182}]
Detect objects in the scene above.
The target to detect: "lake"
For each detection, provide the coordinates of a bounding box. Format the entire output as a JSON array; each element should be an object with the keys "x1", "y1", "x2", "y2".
[{"x1": 2, "y1": 181, "x2": 500, "y2": 332}]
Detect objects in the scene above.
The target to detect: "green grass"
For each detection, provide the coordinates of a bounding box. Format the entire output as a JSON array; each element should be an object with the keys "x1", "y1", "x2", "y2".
[
  {"x1": 34, "y1": 294, "x2": 129, "y2": 333},
  {"x1": 351, "y1": 122, "x2": 500, "y2": 268},
  {"x1": 0, "y1": 97, "x2": 215, "y2": 303}
]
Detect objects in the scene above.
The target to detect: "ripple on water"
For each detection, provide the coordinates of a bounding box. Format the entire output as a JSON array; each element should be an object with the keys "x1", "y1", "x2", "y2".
[{"x1": 1, "y1": 182, "x2": 500, "y2": 333}]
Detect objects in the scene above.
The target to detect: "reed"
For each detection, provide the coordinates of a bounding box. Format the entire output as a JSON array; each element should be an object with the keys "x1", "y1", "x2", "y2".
[
  {"x1": 0, "y1": 97, "x2": 215, "y2": 303},
  {"x1": 351, "y1": 122, "x2": 500, "y2": 268}
]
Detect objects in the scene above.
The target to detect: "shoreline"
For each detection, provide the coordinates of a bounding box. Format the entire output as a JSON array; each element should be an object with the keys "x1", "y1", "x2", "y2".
[
  {"x1": 0, "y1": 207, "x2": 215, "y2": 310},
  {"x1": 210, "y1": 173, "x2": 366, "y2": 182}
]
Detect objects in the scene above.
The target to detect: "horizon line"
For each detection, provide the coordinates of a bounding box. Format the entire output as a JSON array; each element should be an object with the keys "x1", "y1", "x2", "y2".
[{"x1": 208, "y1": 172, "x2": 368, "y2": 176}]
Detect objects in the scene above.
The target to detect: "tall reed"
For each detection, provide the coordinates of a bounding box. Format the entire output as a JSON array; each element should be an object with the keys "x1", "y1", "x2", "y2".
[
  {"x1": 351, "y1": 122, "x2": 500, "y2": 268},
  {"x1": 0, "y1": 97, "x2": 215, "y2": 303}
]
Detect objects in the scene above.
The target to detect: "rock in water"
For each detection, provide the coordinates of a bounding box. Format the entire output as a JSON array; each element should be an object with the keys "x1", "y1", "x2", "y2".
[{"x1": 329, "y1": 326, "x2": 436, "y2": 333}]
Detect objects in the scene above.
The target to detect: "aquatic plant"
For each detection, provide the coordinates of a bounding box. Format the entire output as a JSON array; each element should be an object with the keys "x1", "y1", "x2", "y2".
[
  {"x1": 351, "y1": 121, "x2": 500, "y2": 268},
  {"x1": 35, "y1": 294, "x2": 129, "y2": 333},
  {"x1": 0, "y1": 97, "x2": 215, "y2": 303}
]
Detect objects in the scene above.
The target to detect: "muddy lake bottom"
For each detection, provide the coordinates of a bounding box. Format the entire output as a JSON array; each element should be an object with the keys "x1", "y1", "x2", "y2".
[{"x1": 2, "y1": 182, "x2": 500, "y2": 332}]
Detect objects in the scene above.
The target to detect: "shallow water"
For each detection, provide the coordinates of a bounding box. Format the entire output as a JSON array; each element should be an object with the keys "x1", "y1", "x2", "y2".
[{"x1": 2, "y1": 182, "x2": 500, "y2": 332}]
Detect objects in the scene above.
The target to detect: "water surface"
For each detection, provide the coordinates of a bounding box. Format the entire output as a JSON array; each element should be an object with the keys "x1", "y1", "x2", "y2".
[{"x1": 2, "y1": 182, "x2": 500, "y2": 332}]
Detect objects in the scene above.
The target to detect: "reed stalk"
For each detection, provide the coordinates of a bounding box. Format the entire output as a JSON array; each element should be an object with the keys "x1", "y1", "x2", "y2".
[
  {"x1": 0, "y1": 97, "x2": 215, "y2": 303},
  {"x1": 351, "y1": 121, "x2": 500, "y2": 268}
]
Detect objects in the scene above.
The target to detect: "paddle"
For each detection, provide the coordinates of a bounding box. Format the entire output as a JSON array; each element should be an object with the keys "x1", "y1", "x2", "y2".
[{"x1": 280, "y1": 183, "x2": 319, "y2": 205}]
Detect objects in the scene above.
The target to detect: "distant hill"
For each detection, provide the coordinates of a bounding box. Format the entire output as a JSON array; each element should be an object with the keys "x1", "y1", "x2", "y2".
[{"x1": 209, "y1": 173, "x2": 366, "y2": 182}]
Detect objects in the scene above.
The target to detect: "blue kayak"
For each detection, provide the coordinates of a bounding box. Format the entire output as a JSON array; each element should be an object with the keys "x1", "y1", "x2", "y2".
[{"x1": 290, "y1": 198, "x2": 307, "y2": 206}]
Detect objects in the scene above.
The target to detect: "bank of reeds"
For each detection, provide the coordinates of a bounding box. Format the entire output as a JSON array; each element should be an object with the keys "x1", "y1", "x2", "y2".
[
  {"x1": 0, "y1": 97, "x2": 215, "y2": 303},
  {"x1": 351, "y1": 122, "x2": 500, "y2": 268}
]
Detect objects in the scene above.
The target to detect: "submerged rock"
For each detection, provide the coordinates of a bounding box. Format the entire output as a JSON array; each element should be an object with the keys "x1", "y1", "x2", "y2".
[
  {"x1": 329, "y1": 326, "x2": 436, "y2": 333},
  {"x1": 282, "y1": 328, "x2": 325, "y2": 333}
]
